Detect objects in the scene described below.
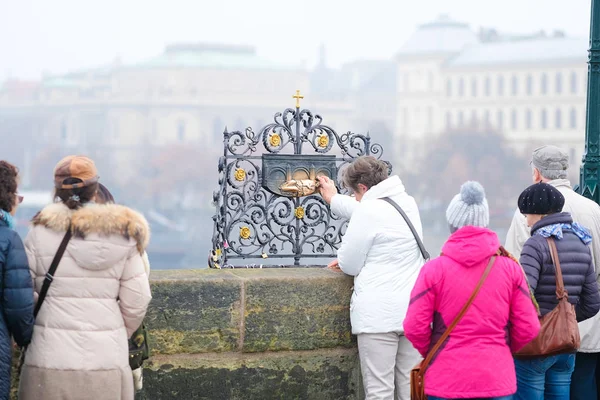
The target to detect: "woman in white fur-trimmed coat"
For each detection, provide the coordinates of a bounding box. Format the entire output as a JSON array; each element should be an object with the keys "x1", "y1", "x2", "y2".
[{"x1": 18, "y1": 156, "x2": 152, "y2": 400}]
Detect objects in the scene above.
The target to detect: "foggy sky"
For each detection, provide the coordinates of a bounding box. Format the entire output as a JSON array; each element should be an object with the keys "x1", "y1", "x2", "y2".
[{"x1": 0, "y1": 0, "x2": 592, "y2": 81}]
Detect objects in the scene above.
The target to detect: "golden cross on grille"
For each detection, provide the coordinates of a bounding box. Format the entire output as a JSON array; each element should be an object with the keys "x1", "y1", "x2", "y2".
[{"x1": 292, "y1": 90, "x2": 304, "y2": 108}]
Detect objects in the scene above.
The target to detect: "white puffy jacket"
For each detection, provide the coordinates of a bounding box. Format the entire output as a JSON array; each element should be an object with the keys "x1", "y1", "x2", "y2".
[{"x1": 332, "y1": 175, "x2": 426, "y2": 334}]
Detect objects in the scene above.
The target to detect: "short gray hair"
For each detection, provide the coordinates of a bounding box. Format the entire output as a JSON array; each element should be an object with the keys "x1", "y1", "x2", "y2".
[{"x1": 534, "y1": 165, "x2": 568, "y2": 180}]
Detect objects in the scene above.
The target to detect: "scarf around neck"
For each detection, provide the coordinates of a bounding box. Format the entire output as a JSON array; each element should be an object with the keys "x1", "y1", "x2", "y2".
[
  {"x1": 534, "y1": 223, "x2": 592, "y2": 245},
  {"x1": 0, "y1": 210, "x2": 15, "y2": 229}
]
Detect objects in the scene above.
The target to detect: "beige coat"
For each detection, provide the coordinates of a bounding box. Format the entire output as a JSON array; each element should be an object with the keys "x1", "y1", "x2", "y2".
[{"x1": 18, "y1": 203, "x2": 152, "y2": 400}]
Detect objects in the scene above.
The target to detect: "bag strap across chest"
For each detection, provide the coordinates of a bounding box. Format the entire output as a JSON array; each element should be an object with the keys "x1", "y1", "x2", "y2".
[
  {"x1": 547, "y1": 237, "x2": 568, "y2": 299},
  {"x1": 34, "y1": 228, "x2": 72, "y2": 317},
  {"x1": 420, "y1": 256, "x2": 497, "y2": 374},
  {"x1": 381, "y1": 197, "x2": 430, "y2": 261}
]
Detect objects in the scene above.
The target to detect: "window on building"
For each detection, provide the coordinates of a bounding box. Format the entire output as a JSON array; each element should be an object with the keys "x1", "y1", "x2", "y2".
[
  {"x1": 428, "y1": 71, "x2": 434, "y2": 91},
  {"x1": 497, "y1": 76, "x2": 504, "y2": 96},
  {"x1": 555, "y1": 108, "x2": 562, "y2": 129},
  {"x1": 458, "y1": 110, "x2": 464, "y2": 126},
  {"x1": 404, "y1": 73, "x2": 409, "y2": 93},
  {"x1": 527, "y1": 75, "x2": 533, "y2": 95},
  {"x1": 511, "y1": 109, "x2": 518, "y2": 130},
  {"x1": 526, "y1": 109, "x2": 532, "y2": 129},
  {"x1": 556, "y1": 73, "x2": 563, "y2": 94},
  {"x1": 446, "y1": 111, "x2": 452, "y2": 130},
  {"x1": 446, "y1": 79, "x2": 452, "y2": 96},
  {"x1": 61, "y1": 120, "x2": 68, "y2": 141},
  {"x1": 512, "y1": 76, "x2": 518, "y2": 96},
  {"x1": 458, "y1": 77, "x2": 465, "y2": 97},
  {"x1": 471, "y1": 110, "x2": 477, "y2": 125},
  {"x1": 541, "y1": 109, "x2": 548, "y2": 129},
  {"x1": 541, "y1": 74, "x2": 548, "y2": 95},
  {"x1": 484, "y1": 109, "x2": 490, "y2": 126},
  {"x1": 427, "y1": 107, "x2": 433, "y2": 131},
  {"x1": 151, "y1": 119, "x2": 157, "y2": 142},
  {"x1": 403, "y1": 108, "x2": 409, "y2": 131},
  {"x1": 571, "y1": 71, "x2": 578, "y2": 94},
  {"x1": 485, "y1": 77, "x2": 491, "y2": 96},
  {"x1": 497, "y1": 110, "x2": 504, "y2": 131},
  {"x1": 177, "y1": 120, "x2": 186, "y2": 141},
  {"x1": 471, "y1": 78, "x2": 478, "y2": 97},
  {"x1": 570, "y1": 108, "x2": 577, "y2": 129}
]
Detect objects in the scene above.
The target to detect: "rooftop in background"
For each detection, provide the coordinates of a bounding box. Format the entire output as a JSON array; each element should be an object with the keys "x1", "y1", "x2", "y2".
[
  {"x1": 396, "y1": 14, "x2": 587, "y2": 68},
  {"x1": 0, "y1": 79, "x2": 40, "y2": 97},
  {"x1": 131, "y1": 42, "x2": 304, "y2": 71},
  {"x1": 446, "y1": 36, "x2": 588, "y2": 67},
  {"x1": 397, "y1": 14, "x2": 479, "y2": 57}
]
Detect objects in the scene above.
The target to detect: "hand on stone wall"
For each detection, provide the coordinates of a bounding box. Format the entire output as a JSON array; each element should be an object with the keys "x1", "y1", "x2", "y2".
[{"x1": 326, "y1": 259, "x2": 342, "y2": 272}]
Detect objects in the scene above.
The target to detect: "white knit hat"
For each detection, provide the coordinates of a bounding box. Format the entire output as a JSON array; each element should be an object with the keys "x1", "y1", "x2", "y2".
[{"x1": 446, "y1": 181, "x2": 489, "y2": 230}]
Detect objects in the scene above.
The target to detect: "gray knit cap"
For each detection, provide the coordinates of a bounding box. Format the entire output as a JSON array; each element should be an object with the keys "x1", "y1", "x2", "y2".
[{"x1": 446, "y1": 181, "x2": 489, "y2": 230}]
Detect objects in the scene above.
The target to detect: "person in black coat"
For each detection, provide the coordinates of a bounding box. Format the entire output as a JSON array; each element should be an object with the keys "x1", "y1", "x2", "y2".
[
  {"x1": 0, "y1": 161, "x2": 34, "y2": 400},
  {"x1": 515, "y1": 182, "x2": 600, "y2": 400}
]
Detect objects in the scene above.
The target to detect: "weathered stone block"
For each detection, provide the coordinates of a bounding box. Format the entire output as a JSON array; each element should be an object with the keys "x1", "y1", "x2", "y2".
[
  {"x1": 138, "y1": 349, "x2": 363, "y2": 400},
  {"x1": 230, "y1": 269, "x2": 354, "y2": 352},
  {"x1": 147, "y1": 270, "x2": 242, "y2": 354}
]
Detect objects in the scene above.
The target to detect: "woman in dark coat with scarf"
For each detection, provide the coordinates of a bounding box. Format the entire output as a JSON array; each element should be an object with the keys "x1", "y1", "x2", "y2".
[
  {"x1": 515, "y1": 182, "x2": 600, "y2": 399},
  {"x1": 0, "y1": 161, "x2": 34, "y2": 400}
]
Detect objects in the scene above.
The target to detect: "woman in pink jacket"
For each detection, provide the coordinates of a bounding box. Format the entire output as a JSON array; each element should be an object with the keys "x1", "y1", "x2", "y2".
[{"x1": 404, "y1": 182, "x2": 540, "y2": 400}]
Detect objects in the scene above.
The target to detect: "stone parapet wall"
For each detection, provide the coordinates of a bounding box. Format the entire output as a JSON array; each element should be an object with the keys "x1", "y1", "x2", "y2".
[{"x1": 139, "y1": 268, "x2": 363, "y2": 400}]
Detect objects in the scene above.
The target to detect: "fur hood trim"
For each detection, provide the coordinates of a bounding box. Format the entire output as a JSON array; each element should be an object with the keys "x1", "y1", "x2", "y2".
[{"x1": 32, "y1": 203, "x2": 150, "y2": 253}]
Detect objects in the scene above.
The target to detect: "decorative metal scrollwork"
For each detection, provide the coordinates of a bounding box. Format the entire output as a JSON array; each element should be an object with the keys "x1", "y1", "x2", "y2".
[{"x1": 209, "y1": 91, "x2": 390, "y2": 268}]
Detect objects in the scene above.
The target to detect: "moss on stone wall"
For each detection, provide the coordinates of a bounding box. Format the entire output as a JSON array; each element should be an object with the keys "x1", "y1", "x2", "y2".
[
  {"x1": 139, "y1": 349, "x2": 362, "y2": 400},
  {"x1": 140, "y1": 268, "x2": 361, "y2": 399}
]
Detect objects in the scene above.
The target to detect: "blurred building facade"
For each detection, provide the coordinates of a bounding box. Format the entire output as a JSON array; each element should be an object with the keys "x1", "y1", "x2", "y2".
[
  {"x1": 394, "y1": 15, "x2": 587, "y2": 171},
  {"x1": 0, "y1": 15, "x2": 588, "y2": 184}
]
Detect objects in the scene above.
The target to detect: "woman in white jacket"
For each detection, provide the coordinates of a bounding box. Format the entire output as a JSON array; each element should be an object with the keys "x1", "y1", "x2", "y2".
[{"x1": 318, "y1": 156, "x2": 426, "y2": 400}]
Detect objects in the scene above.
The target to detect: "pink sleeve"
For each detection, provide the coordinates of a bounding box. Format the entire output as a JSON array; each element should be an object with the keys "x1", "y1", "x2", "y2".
[
  {"x1": 403, "y1": 261, "x2": 437, "y2": 357},
  {"x1": 508, "y1": 261, "x2": 541, "y2": 352}
]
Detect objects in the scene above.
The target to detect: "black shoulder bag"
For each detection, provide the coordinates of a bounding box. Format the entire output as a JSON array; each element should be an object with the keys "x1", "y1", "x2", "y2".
[
  {"x1": 381, "y1": 197, "x2": 430, "y2": 261},
  {"x1": 17, "y1": 228, "x2": 72, "y2": 374}
]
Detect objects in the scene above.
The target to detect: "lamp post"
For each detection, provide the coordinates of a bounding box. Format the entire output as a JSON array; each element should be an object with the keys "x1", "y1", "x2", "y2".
[{"x1": 580, "y1": 0, "x2": 600, "y2": 203}]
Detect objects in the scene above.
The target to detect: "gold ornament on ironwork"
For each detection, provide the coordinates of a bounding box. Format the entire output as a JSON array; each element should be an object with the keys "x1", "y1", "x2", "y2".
[
  {"x1": 270, "y1": 133, "x2": 281, "y2": 147},
  {"x1": 295, "y1": 206, "x2": 305, "y2": 219},
  {"x1": 240, "y1": 226, "x2": 251, "y2": 240},
  {"x1": 317, "y1": 134, "x2": 329, "y2": 148},
  {"x1": 280, "y1": 168, "x2": 321, "y2": 198},
  {"x1": 234, "y1": 168, "x2": 246, "y2": 181},
  {"x1": 293, "y1": 89, "x2": 304, "y2": 108}
]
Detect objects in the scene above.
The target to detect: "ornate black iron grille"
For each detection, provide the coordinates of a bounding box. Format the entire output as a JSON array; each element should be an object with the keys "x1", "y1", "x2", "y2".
[{"x1": 209, "y1": 92, "x2": 389, "y2": 268}]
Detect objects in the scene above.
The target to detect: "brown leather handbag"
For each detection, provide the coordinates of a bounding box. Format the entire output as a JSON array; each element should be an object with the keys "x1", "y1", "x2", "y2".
[
  {"x1": 410, "y1": 256, "x2": 497, "y2": 400},
  {"x1": 514, "y1": 238, "x2": 580, "y2": 357}
]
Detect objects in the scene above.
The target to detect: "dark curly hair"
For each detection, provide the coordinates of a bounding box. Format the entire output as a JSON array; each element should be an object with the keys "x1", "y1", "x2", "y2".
[
  {"x1": 0, "y1": 161, "x2": 19, "y2": 213},
  {"x1": 55, "y1": 178, "x2": 98, "y2": 210}
]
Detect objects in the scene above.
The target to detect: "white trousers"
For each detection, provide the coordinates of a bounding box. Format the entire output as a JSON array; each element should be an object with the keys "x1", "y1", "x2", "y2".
[{"x1": 357, "y1": 332, "x2": 422, "y2": 400}]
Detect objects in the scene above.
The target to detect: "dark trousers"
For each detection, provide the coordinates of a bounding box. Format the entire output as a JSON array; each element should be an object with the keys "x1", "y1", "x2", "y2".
[{"x1": 571, "y1": 352, "x2": 600, "y2": 400}]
